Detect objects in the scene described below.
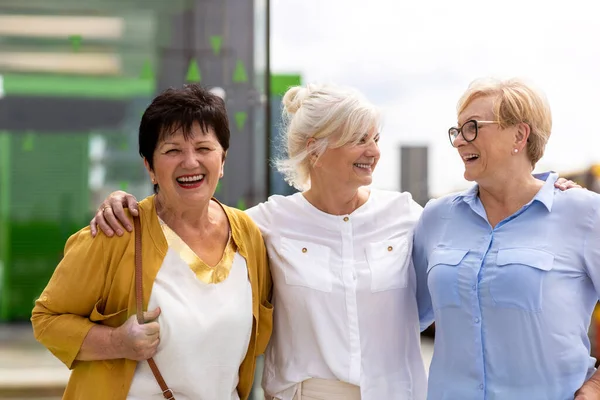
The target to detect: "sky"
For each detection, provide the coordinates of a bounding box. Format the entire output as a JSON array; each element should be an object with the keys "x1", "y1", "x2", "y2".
[{"x1": 270, "y1": 0, "x2": 600, "y2": 196}]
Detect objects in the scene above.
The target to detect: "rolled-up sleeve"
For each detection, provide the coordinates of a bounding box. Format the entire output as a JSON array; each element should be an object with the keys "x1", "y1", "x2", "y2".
[{"x1": 31, "y1": 227, "x2": 108, "y2": 369}]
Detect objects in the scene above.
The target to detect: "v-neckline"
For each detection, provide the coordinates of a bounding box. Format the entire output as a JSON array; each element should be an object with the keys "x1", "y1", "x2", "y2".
[{"x1": 159, "y1": 218, "x2": 236, "y2": 284}]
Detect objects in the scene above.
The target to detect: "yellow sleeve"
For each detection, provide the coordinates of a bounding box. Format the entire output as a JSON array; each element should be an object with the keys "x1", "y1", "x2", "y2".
[{"x1": 31, "y1": 227, "x2": 110, "y2": 369}]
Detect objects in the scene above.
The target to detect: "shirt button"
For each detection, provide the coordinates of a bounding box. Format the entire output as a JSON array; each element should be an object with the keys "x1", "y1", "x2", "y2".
[
  {"x1": 475, "y1": 317, "x2": 480, "y2": 323},
  {"x1": 479, "y1": 384, "x2": 484, "y2": 390},
  {"x1": 472, "y1": 284, "x2": 477, "y2": 290},
  {"x1": 387, "y1": 246, "x2": 393, "y2": 251},
  {"x1": 302, "y1": 248, "x2": 307, "y2": 253},
  {"x1": 343, "y1": 216, "x2": 349, "y2": 222}
]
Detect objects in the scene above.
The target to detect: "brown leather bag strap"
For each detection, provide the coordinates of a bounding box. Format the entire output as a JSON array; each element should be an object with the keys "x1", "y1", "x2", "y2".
[
  {"x1": 133, "y1": 216, "x2": 175, "y2": 400},
  {"x1": 134, "y1": 215, "x2": 144, "y2": 325}
]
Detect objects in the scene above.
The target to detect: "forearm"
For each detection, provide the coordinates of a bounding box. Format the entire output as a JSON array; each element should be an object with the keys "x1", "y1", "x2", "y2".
[
  {"x1": 576, "y1": 369, "x2": 600, "y2": 397},
  {"x1": 31, "y1": 310, "x2": 98, "y2": 368},
  {"x1": 76, "y1": 324, "x2": 124, "y2": 361}
]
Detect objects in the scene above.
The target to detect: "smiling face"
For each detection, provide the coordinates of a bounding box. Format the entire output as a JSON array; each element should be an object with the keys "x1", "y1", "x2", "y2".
[
  {"x1": 455, "y1": 95, "x2": 517, "y2": 183},
  {"x1": 312, "y1": 127, "x2": 380, "y2": 190},
  {"x1": 145, "y1": 122, "x2": 225, "y2": 209}
]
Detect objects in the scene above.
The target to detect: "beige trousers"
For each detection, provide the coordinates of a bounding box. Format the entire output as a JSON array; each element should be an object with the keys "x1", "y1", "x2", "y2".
[{"x1": 292, "y1": 378, "x2": 361, "y2": 400}]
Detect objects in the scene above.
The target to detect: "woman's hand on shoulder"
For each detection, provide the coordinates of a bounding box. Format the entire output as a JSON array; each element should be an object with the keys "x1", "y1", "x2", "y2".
[
  {"x1": 90, "y1": 191, "x2": 139, "y2": 238},
  {"x1": 554, "y1": 178, "x2": 582, "y2": 191}
]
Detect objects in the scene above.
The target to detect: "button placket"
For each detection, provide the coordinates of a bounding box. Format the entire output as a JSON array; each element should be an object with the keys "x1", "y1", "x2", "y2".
[{"x1": 341, "y1": 215, "x2": 361, "y2": 384}]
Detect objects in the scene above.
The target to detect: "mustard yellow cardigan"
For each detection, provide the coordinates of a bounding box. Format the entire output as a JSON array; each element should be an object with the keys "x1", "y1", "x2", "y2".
[{"x1": 31, "y1": 195, "x2": 273, "y2": 399}]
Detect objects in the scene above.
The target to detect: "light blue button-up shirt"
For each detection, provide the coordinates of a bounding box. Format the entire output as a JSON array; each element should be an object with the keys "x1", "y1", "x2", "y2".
[{"x1": 413, "y1": 172, "x2": 600, "y2": 400}]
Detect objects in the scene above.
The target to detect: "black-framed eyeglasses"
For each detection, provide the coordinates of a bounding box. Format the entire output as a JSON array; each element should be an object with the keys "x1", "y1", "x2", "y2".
[{"x1": 448, "y1": 120, "x2": 498, "y2": 147}]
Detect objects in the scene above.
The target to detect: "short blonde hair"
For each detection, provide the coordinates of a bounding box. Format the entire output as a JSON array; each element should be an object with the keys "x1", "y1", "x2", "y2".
[
  {"x1": 276, "y1": 83, "x2": 381, "y2": 190},
  {"x1": 457, "y1": 77, "x2": 552, "y2": 167}
]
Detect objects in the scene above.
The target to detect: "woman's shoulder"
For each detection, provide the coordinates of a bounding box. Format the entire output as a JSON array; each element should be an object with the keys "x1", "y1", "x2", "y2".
[
  {"x1": 243, "y1": 193, "x2": 302, "y2": 231},
  {"x1": 554, "y1": 187, "x2": 600, "y2": 216},
  {"x1": 364, "y1": 189, "x2": 422, "y2": 223},
  {"x1": 246, "y1": 193, "x2": 300, "y2": 215},
  {"x1": 555, "y1": 186, "x2": 600, "y2": 203},
  {"x1": 413, "y1": 191, "x2": 465, "y2": 226},
  {"x1": 220, "y1": 204, "x2": 267, "y2": 261},
  {"x1": 221, "y1": 203, "x2": 262, "y2": 238},
  {"x1": 88, "y1": 196, "x2": 156, "y2": 251},
  {"x1": 369, "y1": 188, "x2": 418, "y2": 207},
  {"x1": 60, "y1": 220, "x2": 133, "y2": 268}
]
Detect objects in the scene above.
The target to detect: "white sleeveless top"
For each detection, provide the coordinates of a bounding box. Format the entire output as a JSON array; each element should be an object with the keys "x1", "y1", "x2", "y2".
[{"x1": 127, "y1": 221, "x2": 253, "y2": 400}]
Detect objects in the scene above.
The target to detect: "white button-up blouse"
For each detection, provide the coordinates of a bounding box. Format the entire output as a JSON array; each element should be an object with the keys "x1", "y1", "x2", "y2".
[{"x1": 246, "y1": 189, "x2": 428, "y2": 400}]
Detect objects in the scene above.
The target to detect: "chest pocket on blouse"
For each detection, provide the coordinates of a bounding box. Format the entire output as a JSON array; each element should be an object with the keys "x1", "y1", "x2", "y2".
[
  {"x1": 490, "y1": 248, "x2": 554, "y2": 312},
  {"x1": 427, "y1": 248, "x2": 468, "y2": 309},
  {"x1": 280, "y1": 237, "x2": 333, "y2": 293},
  {"x1": 366, "y1": 237, "x2": 411, "y2": 292}
]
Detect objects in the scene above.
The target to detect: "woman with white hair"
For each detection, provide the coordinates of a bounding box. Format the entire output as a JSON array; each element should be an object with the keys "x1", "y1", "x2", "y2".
[{"x1": 90, "y1": 83, "x2": 576, "y2": 399}]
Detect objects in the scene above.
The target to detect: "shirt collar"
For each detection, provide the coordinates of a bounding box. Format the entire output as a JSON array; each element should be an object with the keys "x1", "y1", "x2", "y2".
[
  {"x1": 453, "y1": 183, "x2": 479, "y2": 207},
  {"x1": 453, "y1": 171, "x2": 558, "y2": 212},
  {"x1": 532, "y1": 171, "x2": 557, "y2": 212}
]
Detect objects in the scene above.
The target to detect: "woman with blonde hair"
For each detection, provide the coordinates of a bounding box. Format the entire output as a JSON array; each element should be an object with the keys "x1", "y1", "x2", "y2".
[{"x1": 413, "y1": 77, "x2": 600, "y2": 399}]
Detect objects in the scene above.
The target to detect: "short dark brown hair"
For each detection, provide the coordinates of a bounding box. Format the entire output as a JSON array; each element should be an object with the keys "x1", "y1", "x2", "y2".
[{"x1": 139, "y1": 84, "x2": 230, "y2": 175}]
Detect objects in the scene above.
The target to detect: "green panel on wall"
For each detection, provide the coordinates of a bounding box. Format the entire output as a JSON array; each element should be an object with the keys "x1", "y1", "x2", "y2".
[{"x1": 0, "y1": 133, "x2": 90, "y2": 321}]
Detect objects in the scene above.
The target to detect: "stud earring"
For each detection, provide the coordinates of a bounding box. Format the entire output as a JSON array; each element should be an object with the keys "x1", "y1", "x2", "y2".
[{"x1": 513, "y1": 149, "x2": 518, "y2": 154}]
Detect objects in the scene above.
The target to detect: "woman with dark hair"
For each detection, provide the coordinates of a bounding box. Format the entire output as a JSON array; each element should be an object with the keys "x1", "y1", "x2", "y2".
[{"x1": 31, "y1": 84, "x2": 273, "y2": 400}]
